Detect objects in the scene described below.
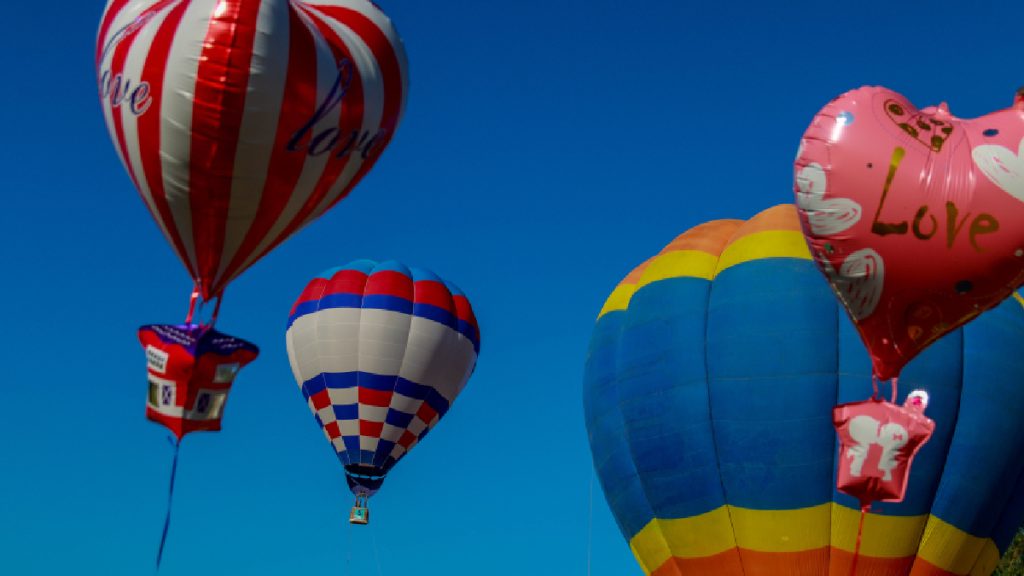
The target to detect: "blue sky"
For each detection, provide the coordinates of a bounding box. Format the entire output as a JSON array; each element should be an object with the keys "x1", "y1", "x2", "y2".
[{"x1": 2, "y1": 1, "x2": 1022, "y2": 574}]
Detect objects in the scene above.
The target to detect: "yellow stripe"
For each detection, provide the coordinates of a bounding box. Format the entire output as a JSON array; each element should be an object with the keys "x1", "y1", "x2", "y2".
[
  {"x1": 715, "y1": 230, "x2": 811, "y2": 275},
  {"x1": 829, "y1": 504, "x2": 927, "y2": 557},
  {"x1": 598, "y1": 284, "x2": 637, "y2": 318},
  {"x1": 635, "y1": 250, "x2": 719, "y2": 290},
  {"x1": 970, "y1": 540, "x2": 1001, "y2": 576},
  {"x1": 1013, "y1": 292, "x2": 1024, "y2": 310},
  {"x1": 629, "y1": 507, "x2": 737, "y2": 570},
  {"x1": 629, "y1": 505, "x2": 998, "y2": 572},
  {"x1": 730, "y1": 504, "x2": 831, "y2": 552},
  {"x1": 917, "y1": 514, "x2": 996, "y2": 574}
]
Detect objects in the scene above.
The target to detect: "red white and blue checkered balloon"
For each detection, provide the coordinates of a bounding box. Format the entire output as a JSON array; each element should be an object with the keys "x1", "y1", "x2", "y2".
[
  {"x1": 285, "y1": 260, "x2": 480, "y2": 496},
  {"x1": 96, "y1": 0, "x2": 408, "y2": 300}
]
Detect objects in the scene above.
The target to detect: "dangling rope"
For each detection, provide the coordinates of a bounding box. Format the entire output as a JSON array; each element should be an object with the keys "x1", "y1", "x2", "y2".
[
  {"x1": 156, "y1": 436, "x2": 182, "y2": 571},
  {"x1": 848, "y1": 503, "x2": 870, "y2": 576}
]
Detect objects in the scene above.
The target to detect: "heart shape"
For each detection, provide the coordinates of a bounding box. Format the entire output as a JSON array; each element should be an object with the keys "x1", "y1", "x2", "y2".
[
  {"x1": 973, "y1": 137, "x2": 1024, "y2": 203},
  {"x1": 96, "y1": 0, "x2": 408, "y2": 299},
  {"x1": 795, "y1": 162, "x2": 863, "y2": 236},
  {"x1": 795, "y1": 86, "x2": 1024, "y2": 379}
]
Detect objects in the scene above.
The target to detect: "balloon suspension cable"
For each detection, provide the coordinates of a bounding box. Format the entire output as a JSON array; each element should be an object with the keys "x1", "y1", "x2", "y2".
[
  {"x1": 155, "y1": 437, "x2": 182, "y2": 572},
  {"x1": 890, "y1": 376, "x2": 899, "y2": 404},
  {"x1": 871, "y1": 375, "x2": 880, "y2": 400},
  {"x1": 184, "y1": 287, "x2": 200, "y2": 325},
  {"x1": 848, "y1": 503, "x2": 870, "y2": 576}
]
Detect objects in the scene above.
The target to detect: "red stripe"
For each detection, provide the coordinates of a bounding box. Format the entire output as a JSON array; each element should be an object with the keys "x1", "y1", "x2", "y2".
[
  {"x1": 217, "y1": 5, "x2": 319, "y2": 288},
  {"x1": 413, "y1": 280, "x2": 455, "y2": 311},
  {"x1": 267, "y1": 5, "x2": 366, "y2": 243},
  {"x1": 397, "y1": 430, "x2": 416, "y2": 449},
  {"x1": 95, "y1": 0, "x2": 134, "y2": 66},
  {"x1": 325, "y1": 269, "x2": 370, "y2": 297},
  {"x1": 453, "y1": 295, "x2": 480, "y2": 335},
  {"x1": 358, "y1": 388, "x2": 393, "y2": 408},
  {"x1": 291, "y1": 278, "x2": 329, "y2": 315},
  {"x1": 235, "y1": 3, "x2": 371, "y2": 274},
  {"x1": 324, "y1": 421, "x2": 341, "y2": 439},
  {"x1": 359, "y1": 420, "x2": 384, "y2": 438},
  {"x1": 311, "y1": 388, "x2": 331, "y2": 411},
  {"x1": 188, "y1": 0, "x2": 262, "y2": 299},
  {"x1": 105, "y1": 11, "x2": 148, "y2": 195},
  {"x1": 416, "y1": 403, "x2": 437, "y2": 425},
  {"x1": 136, "y1": 1, "x2": 195, "y2": 281},
  {"x1": 364, "y1": 270, "x2": 413, "y2": 299},
  {"x1": 313, "y1": 6, "x2": 404, "y2": 215}
]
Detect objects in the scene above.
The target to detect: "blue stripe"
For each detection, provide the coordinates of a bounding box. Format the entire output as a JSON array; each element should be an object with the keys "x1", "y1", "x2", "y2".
[
  {"x1": 370, "y1": 260, "x2": 412, "y2": 276},
  {"x1": 409, "y1": 266, "x2": 442, "y2": 283},
  {"x1": 708, "y1": 259, "x2": 838, "y2": 511},
  {"x1": 332, "y1": 404, "x2": 358, "y2": 420},
  {"x1": 395, "y1": 378, "x2": 430, "y2": 400},
  {"x1": 316, "y1": 259, "x2": 377, "y2": 280},
  {"x1": 385, "y1": 409, "x2": 413, "y2": 428},
  {"x1": 372, "y1": 441, "x2": 395, "y2": 468}
]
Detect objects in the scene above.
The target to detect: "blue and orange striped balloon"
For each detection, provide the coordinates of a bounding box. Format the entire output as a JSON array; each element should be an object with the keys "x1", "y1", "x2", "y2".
[
  {"x1": 286, "y1": 259, "x2": 479, "y2": 497},
  {"x1": 584, "y1": 205, "x2": 1024, "y2": 575}
]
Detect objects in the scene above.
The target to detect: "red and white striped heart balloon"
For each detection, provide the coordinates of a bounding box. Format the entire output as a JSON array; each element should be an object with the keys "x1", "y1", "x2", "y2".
[{"x1": 96, "y1": 0, "x2": 408, "y2": 300}]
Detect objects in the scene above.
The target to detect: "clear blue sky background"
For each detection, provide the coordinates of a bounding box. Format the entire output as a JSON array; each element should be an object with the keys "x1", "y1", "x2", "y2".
[{"x1": 2, "y1": 1, "x2": 1022, "y2": 574}]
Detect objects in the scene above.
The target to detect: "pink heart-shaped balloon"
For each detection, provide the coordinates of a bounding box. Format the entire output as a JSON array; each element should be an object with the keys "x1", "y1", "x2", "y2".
[
  {"x1": 795, "y1": 86, "x2": 1024, "y2": 380},
  {"x1": 96, "y1": 0, "x2": 408, "y2": 300}
]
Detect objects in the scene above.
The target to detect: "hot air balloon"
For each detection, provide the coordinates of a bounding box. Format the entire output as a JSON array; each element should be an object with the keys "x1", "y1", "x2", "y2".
[
  {"x1": 95, "y1": 0, "x2": 409, "y2": 305},
  {"x1": 584, "y1": 205, "x2": 1024, "y2": 575},
  {"x1": 286, "y1": 260, "x2": 480, "y2": 524}
]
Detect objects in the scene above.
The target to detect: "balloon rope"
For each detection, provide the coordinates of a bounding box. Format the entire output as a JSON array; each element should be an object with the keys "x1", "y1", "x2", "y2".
[
  {"x1": 209, "y1": 292, "x2": 224, "y2": 328},
  {"x1": 156, "y1": 437, "x2": 182, "y2": 571},
  {"x1": 849, "y1": 503, "x2": 869, "y2": 576},
  {"x1": 890, "y1": 377, "x2": 899, "y2": 404},
  {"x1": 185, "y1": 288, "x2": 200, "y2": 325},
  {"x1": 871, "y1": 375, "x2": 880, "y2": 400}
]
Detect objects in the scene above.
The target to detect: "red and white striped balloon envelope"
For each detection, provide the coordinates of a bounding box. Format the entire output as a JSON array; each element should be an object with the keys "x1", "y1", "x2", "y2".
[{"x1": 96, "y1": 0, "x2": 408, "y2": 300}]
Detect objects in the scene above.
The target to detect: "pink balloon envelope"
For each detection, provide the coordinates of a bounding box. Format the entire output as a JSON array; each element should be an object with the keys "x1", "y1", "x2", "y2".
[
  {"x1": 834, "y1": 393, "x2": 935, "y2": 507},
  {"x1": 96, "y1": 0, "x2": 408, "y2": 300},
  {"x1": 795, "y1": 86, "x2": 1024, "y2": 380}
]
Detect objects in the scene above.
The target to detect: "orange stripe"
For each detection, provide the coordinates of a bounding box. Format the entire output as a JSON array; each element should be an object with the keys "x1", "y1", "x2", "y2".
[
  {"x1": 620, "y1": 257, "x2": 656, "y2": 286},
  {"x1": 659, "y1": 219, "x2": 744, "y2": 257},
  {"x1": 650, "y1": 548, "x2": 960, "y2": 576},
  {"x1": 908, "y1": 557, "x2": 960, "y2": 576},
  {"x1": 726, "y1": 204, "x2": 802, "y2": 244},
  {"x1": 651, "y1": 549, "x2": 745, "y2": 576}
]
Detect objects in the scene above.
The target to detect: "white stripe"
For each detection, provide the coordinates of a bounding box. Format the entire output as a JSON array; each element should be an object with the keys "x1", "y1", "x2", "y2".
[
  {"x1": 357, "y1": 404, "x2": 388, "y2": 422},
  {"x1": 287, "y1": 307, "x2": 477, "y2": 396},
  {"x1": 212, "y1": 0, "x2": 292, "y2": 287},
  {"x1": 300, "y1": 6, "x2": 386, "y2": 225},
  {"x1": 380, "y1": 423, "x2": 405, "y2": 443},
  {"x1": 328, "y1": 387, "x2": 357, "y2": 406},
  {"x1": 117, "y1": 3, "x2": 182, "y2": 257},
  {"x1": 97, "y1": 0, "x2": 145, "y2": 173},
  {"x1": 230, "y1": 8, "x2": 339, "y2": 277},
  {"x1": 308, "y1": 0, "x2": 410, "y2": 113},
  {"x1": 159, "y1": 0, "x2": 219, "y2": 275}
]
